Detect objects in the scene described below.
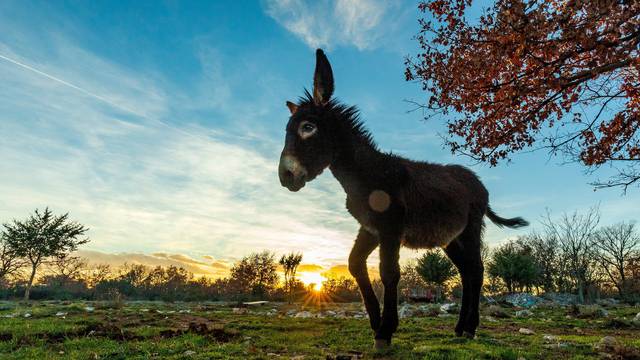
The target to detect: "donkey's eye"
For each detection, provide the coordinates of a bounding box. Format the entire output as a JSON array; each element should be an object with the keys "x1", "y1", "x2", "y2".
[{"x1": 298, "y1": 121, "x2": 317, "y2": 139}]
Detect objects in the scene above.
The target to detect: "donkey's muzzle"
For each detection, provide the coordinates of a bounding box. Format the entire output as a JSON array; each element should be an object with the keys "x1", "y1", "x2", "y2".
[{"x1": 278, "y1": 154, "x2": 308, "y2": 192}]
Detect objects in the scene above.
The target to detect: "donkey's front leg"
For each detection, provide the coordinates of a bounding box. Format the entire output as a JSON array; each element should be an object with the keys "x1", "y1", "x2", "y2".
[
  {"x1": 348, "y1": 228, "x2": 380, "y2": 331},
  {"x1": 375, "y1": 235, "x2": 401, "y2": 349}
]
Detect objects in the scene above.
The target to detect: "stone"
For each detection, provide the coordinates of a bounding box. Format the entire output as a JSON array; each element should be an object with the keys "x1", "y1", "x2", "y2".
[
  {"x1": 440, "y1": 303, "x2": 460, "y2": 314},
  {"x1": 398, "y1": 304, "x2": 414, "y2": 319},
  {"x1": 518, "y1": 328, "x2": 535, "y2": 335},
  {"x1": 543, "y1": 293, "x2": 577, "y2": 306},
  {"x1": 487, "y1": 305, "x2": 511, "y2": 318},
  {"x1": 504, "y1": 293, "x2": 539, "y2": 308},
  {"x1": 596, "y1": 298, "x2": 619, "y2": 307},
  {"x1": 633, "y1": 312, "x2": 640, "y2": 323},
  {"x1": 23, "y1": 313, "x2": 31, "y2": 318},
  {"x1": 483, "y1": 315, "x2": 498, "y2": 323},
  {"x1": 55, "y1": 312, "x2": 67, "y2": 317},
  {"x1": 595, "y1": 336, "x2": 617, "y2": 351},
  {"x1": 294, "y1": 311, "x2": 313, "y2": 318},
  {"x1": 418, "y1": 304, "x2": 442, "y2": 317},
  {"x1": 576, "y1": 305, "x2": 608, "y2": 318},
  {"x1": 516, "y1": 309, "x2": 534, "y2": 318},
  {"x1": 243, "y1": 301, "x2": 268, "y2": 306},
  {"x1": 543, "y1": 334, "x2": 559, "y2": 343},
  {"x1": 84, "y1": 306, "x2": 95, "y2": 312},
  {"x1": 232, "y1": 307, "x2": 248, "y2": 315},
  {"x1": 183, "y1": 350, "x2": 196, "y2": 356}
]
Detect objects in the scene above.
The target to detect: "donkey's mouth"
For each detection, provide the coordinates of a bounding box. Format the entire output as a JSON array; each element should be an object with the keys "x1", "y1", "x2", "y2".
[{"x1": 285, "y1": 181, "x2": 306, "y2": 192}]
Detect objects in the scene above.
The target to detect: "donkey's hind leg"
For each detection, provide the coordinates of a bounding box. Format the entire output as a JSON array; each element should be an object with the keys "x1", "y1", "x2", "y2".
[
  {"x1": 348, "y1": 228, "x2": 381, "y2": 331},
  {"x1": 444, "y1": 239, "x2": 469, "y2": 337},
  {"x1": 446, "y1": 219, "x2": 484, "y2": 338}
]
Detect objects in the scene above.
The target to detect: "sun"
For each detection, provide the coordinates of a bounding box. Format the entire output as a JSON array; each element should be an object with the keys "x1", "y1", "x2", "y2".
[{"x1": 298, "y1": 272, "x2": 326, "y2": 292}]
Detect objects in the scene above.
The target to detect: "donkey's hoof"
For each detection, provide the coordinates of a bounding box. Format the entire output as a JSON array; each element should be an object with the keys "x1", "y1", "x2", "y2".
[
  {"x1": 462, "y1": 331, "x2": 476, "y2": 339},
  {"x1": 455, "y1": 330, "x2": 464, "y2": 337},
  {"x1": 374, "y1": 338, "x2": 390, "y2": 350}
]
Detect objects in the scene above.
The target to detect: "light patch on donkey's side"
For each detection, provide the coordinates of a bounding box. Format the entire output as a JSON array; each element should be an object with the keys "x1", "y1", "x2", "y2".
[{"x1": 368, "y1": 190, "x2": 390, "y2": 212}]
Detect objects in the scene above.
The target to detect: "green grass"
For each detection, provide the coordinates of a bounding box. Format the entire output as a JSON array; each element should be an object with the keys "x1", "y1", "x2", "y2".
[{"x1": 0, "y1": 301, "x2": 638, "y2": 359}]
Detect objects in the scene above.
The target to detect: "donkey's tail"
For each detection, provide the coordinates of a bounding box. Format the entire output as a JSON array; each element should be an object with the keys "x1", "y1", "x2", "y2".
[{"x1": 486, "y1": 206, "x2": 529, "y2": 229}]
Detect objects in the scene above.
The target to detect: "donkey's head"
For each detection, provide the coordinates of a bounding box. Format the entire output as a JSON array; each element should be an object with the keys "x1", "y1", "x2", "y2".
[{"x1": 278, "y1": 49, "x2": 336, "y2": 192}]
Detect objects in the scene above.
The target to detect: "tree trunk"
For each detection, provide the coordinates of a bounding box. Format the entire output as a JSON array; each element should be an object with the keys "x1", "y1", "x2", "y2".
[
  {"x1": 24, "y1": 264, "x2": 37, "y2": 301},
  {"x1": 577, "y1": 281, "x2": 585, "y2": 304}
]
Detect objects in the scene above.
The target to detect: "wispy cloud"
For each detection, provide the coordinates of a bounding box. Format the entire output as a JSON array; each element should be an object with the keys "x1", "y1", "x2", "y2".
[
  {"x1": 262, "y1": 0, "x2": 407, "y2": 50},
  {"x1": 0, "y1": 25, "x2": 361, "y2": 269}
]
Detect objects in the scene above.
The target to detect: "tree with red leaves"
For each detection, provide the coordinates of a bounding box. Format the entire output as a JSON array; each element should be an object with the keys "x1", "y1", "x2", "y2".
[{"x1": 405, "y1": 0, "x2": 640, "y2": 191}]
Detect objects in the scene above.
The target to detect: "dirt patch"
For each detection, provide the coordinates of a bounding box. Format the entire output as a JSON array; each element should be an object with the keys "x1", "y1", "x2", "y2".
[
  {"x1": 159, "y1": 321, "x2": 238, "y2": 342},
  {"x1": 81, "y1": 323, "x2": 144, "y2": 341}
]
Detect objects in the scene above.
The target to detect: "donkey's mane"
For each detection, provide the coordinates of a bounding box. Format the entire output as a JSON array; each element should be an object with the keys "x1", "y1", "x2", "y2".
[{"x1": 299, "y1": 89, "x2": 378, "y2": 151}]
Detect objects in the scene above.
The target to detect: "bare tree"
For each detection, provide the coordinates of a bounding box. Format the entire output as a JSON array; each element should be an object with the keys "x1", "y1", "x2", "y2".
[
  {"x1": 0, "y1": 237, "x2": 25, "y2": 282},
  {"x1": 49, "y1": 255, "x2": 87, "y2": 281},
  {"x1": 518, "y1": 233, "x2": 559, "y2": 293},
  {"x1": 542, "y1": 207, "x2": 600, "y2": 303},
  {"x1": 592, "y1": 222, "x2": 640, "y2": 297},
  {"x1": 87, "y1": 263, "x2": 112, "y2": 288}
]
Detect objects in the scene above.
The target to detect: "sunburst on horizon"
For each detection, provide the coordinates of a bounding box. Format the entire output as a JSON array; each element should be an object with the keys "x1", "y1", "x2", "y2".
[{"x1": 298, "y1": 271, "x2": 327, "y2": 291}]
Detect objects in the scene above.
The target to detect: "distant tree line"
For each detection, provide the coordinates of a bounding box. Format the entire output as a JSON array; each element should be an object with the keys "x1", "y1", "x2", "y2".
[
  {"x1": 412, "y1": 207, "x2": 640, "y2": 304},
  {"x1": 2, "y1": 207, "x2": 639, "y2": 304}
]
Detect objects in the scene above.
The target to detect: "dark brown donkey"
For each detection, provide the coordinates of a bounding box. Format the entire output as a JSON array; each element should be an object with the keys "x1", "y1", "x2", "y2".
[{"x1": 278, "y1": 49, "x2": 528, "y2": 349}]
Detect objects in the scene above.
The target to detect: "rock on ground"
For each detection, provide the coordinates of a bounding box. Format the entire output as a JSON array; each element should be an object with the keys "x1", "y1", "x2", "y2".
[
  {"x1": 518, "y1": 328, "x2": 535, "y2": 335},
  {"x1": 576, "y1": 305, "x2": 608, "y2": 319},
  {"x1": 504, "y1": 293, "x2": 539, "y2": 308},
  {"x1": 440, "y1": 303, "x2": 460, "y2": 314},
  {"x1": 487, "y1": 305, "x2": 511, "y2": 318},
  {"x1": 595, "y1": 336, "x2": 617, "y2": 351},
  {"x1": 516, "y1": 309, "x2": 533, "y2": 318},
  {"x1": 398, "y1": 304, "x2": 414, "y2": 319},
  {"x1": 294, "y1": 311, "x2": 314, "y2": 318}
]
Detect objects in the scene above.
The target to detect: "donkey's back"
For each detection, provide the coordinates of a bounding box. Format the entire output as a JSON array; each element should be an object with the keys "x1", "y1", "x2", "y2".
[{"x1": 397, "y1": 158, "x2": 489, "y2": 249}]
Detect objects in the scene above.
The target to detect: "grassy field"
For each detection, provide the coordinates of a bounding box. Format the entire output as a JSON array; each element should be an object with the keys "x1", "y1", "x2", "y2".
[{"x1": 0, "y1": 300, "x2": 638, "y2": 359}]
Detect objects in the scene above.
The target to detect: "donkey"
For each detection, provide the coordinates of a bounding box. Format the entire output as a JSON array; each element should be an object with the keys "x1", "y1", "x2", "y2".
[{"x1": 278, "y1": 49, "x2": 528, "y2": 349}]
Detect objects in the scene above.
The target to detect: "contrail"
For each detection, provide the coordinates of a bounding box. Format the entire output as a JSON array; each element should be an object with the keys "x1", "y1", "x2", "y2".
[
  {"x1": 0, "y1": 53, "x2": 142, "y2": 116},
  {"x1": 0, "y1": 52, "x2": 221, "y2": 143}
]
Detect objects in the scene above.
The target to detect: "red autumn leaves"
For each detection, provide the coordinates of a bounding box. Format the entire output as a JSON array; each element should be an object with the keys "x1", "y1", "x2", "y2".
[{"x1": 406, "y1": 0, "x2": 639, "y2": 187}]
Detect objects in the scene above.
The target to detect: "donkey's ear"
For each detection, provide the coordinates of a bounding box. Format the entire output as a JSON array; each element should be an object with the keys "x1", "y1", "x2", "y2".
[
  {"x1": 286, "y1": 101, "x2": 298, "y2": 115},
  {"x1": 313, "y1": 49, "x2": 334, "y2": 105}
]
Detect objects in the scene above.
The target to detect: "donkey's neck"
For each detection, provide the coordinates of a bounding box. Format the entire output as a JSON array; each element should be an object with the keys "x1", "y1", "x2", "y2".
[{"x1": 329, "y1": 132, "x2": 386, "y2": 198}]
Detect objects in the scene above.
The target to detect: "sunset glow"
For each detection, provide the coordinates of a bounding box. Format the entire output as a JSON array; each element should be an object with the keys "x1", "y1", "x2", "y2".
[{"x1": 298, "y1": 272, "x2": 327, "y2": 291}]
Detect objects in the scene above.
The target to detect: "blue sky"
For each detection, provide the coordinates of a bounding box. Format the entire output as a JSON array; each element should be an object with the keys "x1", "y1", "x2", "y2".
[{"x1": 0, "y1": 0, "x2": 637, "y2": 277}]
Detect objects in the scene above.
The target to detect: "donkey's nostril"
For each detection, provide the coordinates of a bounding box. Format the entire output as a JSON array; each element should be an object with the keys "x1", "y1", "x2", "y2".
[
  {"x1": 280, "y1": 168, "x2": 297, "y2": 187},
  {"x1": 284, "y1": 170, "x2": 294, "y2": 181}
]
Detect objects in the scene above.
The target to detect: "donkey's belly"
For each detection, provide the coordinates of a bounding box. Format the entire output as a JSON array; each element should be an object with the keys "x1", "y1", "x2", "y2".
[{"x1": 401, "y1": 225, "x2": 464, "y2": 249}]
